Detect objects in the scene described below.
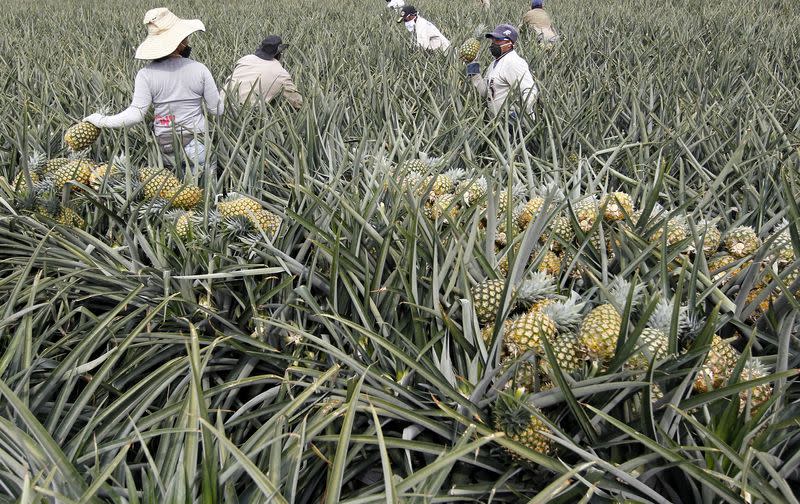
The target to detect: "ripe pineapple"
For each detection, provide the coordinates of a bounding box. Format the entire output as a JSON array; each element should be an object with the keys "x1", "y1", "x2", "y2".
[
  {"x1": 573, "y1": 196, "x2": 599, "y2": 232},
  {"x1": 217, "y1": 196, "x2": 262, "y2": 218},
  {"x1": 139, "y1": 168, "x2": 181, "y2": 200},
  {"x1": 724, "y1": 226, "x2": 761, "y2": 258},
  {"x1": 516, "y1": 197, "x2": 546, "y2": 230},
  {"x1": 458, "y1": 25, "x2": 485, "y2": 63},
  {"x1": 89, "y1": 162, "x2": 118, "y2": 189},
  {"x1": 495, "y1": 183, "x2": 526, "y2": 215},
  {"x1": 399, "y1": 159, "x2": 427, "y2": 175},
  {"x1": 628, "y1": 297, "x2": 687, "y2": 368},
  {"x1": 650, "y1": 217, "x2": 688, "y2": 247},
  {"x1": 430, "y1": 168, "x2": 465, "y2": 196},
  {"x1": 175, "y1": 211, "x2": 193, "y2": 239},
  {"x1": 504, "y1": 294, "x2": 585, "y2": 357},
  {"x1": 471, "y1": 272, "x2": 555, "y2": 325},
  {"x1": 64, "y1": 121, "x2": 100, "y2": 151},
  {"x1": 548, "y1": 215, "x2": 575, "y2": 251},
  {"x1": 699, "y1": 220, "x2": 722, "y2": 256},
  {"x1": 771, "y1": 229, "x2": 795, "y2": 264},
  {"x1": 493, "y1": 388, "x2": 552, "y2": 458},
  {"x1": 541, "y1": 333, "x2": 587, "y2": 375},
  {"x1": 56, "y1": 207, "x2": 85, "y2": 228},
  {"x1": 251, "y1": 209, "x2": 282, "y2": 237},
  {"x1": 52, "y1": 159, "x2": 94, "y2": 189},
  {"x1": 600, "y1": 192, "x2": 633, "y2": 221},
  {"x1": 692, "y1": 334, "x2": 739, "y2": 393},
  {"x1": 460, "y1": 177, "x2": 487, "y2": 206},
  {"x1": 43, "y1": 157, "x2": 71, "y2": 175},
  {"x1": 426, "y1": 194, "x2": 458, "y2": 221},
  {"x1": 737, "y1": 359, "x2": 772, "y2": 413},
  {"x1": 164, "y1": 185, "x2": 202, "y2": 210},
  {"x1": 578, "y1": 278, "x2": 643, "y2": 361},
  {"x1": 536, "y1": 250, "x2": 561, "y2": 276},
  {"x1": 12, "y1": 171, "x2": 39, "y2": 194}
]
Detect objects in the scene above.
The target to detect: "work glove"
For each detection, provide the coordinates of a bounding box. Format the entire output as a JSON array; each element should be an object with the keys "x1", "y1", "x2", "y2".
[
  {"x1": 82, "y1": 113, "x2": 105, "y2": 127},
  {"x1": 466, "y1": 62, "x2": 480, "y2": 77}
]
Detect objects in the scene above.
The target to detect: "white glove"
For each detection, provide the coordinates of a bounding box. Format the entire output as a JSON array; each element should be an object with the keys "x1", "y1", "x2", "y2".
[{"x1": 82, "y1": 113, "x2": 105, "y2": 127}]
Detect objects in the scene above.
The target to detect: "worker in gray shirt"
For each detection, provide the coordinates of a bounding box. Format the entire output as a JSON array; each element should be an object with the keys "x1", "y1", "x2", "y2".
[
  {"x1": 224, "y1": 36, "x2": 303, "y2": 109},
  {"x1": 83, "y1": 8, "x2": 224, "y2": 171}
]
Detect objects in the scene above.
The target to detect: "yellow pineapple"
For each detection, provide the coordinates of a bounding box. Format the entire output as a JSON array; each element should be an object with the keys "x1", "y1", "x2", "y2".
[
  {"x1": 64, "y1": 121, "x2": 100, "y2": 151},
  {"x1": 139, "y1": 168, "x2": 181, "y2": 200},
  {"x1": 516, "y1": 197, "x2": 546, "y2": 230},
  {"x1": 251, "y1": 209, "x2": 282, "y2": 237},
  {"x1": 460, "y1": 177, "x2": 488, "y2": 206},
  {"x1": 89, "y1": 162, "x2": 118, "y2": 189},
  {"x1": 43, "y1": 157, "x2": 70, "y2": 175},
  {"x1": 578, "y1": 278, "x2": 642, "y2": 362},
  {"x1": 574, "y1": 197, "x2": 599, "y2": 232},
  {"x1": 12, "y1": 171, "x2": 39, "y2": 194},
  {"x1": 175, "y1": 211, "x2": 193, "y2": 239},
  {"x1": 548, "y1": 215, "x2": 575, "y2": 251},
  {"x1": 692, "y1": 334, "x2": 739, "y2": 393},
  {"x1": 600, "y1": 192, "x2": 633, "y2": 221},
  {"x1": 650, "y1": 217, "x2": 688, "y2": 247},
  {"x1": 493, "y1": 388, "x2": 552, "y2": 458},
  {"x1": 504, "y1": 294, "x2": 585, "y2": 357},
  {"x1": 217, "y1": 196, "x2": 263, "y2": 218},
  {"x1": 52, "y1": 159, "x2": 94, "y2": 189},
  {"x1": 56, "y1": 207, "x2": 85, "y2": 228},
  {"x1": 471, "y1": 272, "x2": 555, "y2": 325},
  {"x1": 699, "y1": 220, "x2": 722, "y2": 256},
  {"x1": 737, "y1": 359, "x2": 772, "y2": 414},
  {"x1": 164, "y1": 185, "x2": 202, "y2": 210},
  {"x1": 724, "y1": 226, "x2": 761, "y2": 258},
  {"x1": 540, "y1": 334, "x2": 587, "y2": 375}
]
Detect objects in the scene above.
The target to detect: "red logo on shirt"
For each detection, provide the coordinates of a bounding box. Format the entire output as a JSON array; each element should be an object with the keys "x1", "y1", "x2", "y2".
[{"x1": 156, "y1": 114, "x2": 175, "y2": 126}]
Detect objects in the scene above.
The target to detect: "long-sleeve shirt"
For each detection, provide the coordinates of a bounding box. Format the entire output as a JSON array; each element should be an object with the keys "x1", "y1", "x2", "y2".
[
  {"x1": 387, "y1": 0, "x2": 405, "y2": 8},
  {"x1": 223, "y1": 55, "x2": 303, "y2": 109},
  {"x1": 471, "y1": 50, "x2": 538, "y2": 119},
  {"x1": 92, "y1": 57, "x2": 223, "y2": 137},
  {"x1": 412, "y1": 16, "x2": 451, "y2": 52},
  {"x1": 523, "y1": 9, "x2": 560, "y2": 45}
]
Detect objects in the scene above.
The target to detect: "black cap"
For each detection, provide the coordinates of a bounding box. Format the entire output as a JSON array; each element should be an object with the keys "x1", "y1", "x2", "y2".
[
  {"x1": 397, "y1": 5, "x2": 417, "y2": 22},
  {"x1": 255, "y1": 35, "x2": 288, "y2": 60}
]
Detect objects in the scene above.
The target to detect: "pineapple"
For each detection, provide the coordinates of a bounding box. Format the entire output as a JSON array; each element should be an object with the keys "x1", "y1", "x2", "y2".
[
  {"x1": 737, "y1": 359, "x2": 772, "y2": 413},
  {"x1": 12, "y1": 171, "x2": 39, "y2": 194},
  {"x1": 458, "y1": 25, "x2": 485, "y2": 63},
  {"x1": 460, "y1": 177, "x2": 487, "y2": 206},
  {"x1": 470, "y1": 272, "x2": 555, "y2": 325},
  {"x1": 43, "y1": 157, "x2": 71, "y2": 175},
  {"x1": 56, "y1": 207, "x2": 85, "y2": 228},
  {"x1": 724, "y1": 226, "x2": 761, "y2": 258},
  {"x1": 52, "y1": 159, "x2": 94, "y2": 189},
  {"x1": 217, "y1": 196, "x2": 262, "y2": 218},
  {"x1": 536, "y1": 250, "x2": 561, "y2": 276},
  {"x1": 628, "y1": 297, "x2": 687, "y2": 368},
  {"x1": 251, "y1": 209, "x2": 282, "y2": 237},
  {"x1": 495, "y1": 183, "x2": 526, "y2": 215},
  {"x1": 89, "y1": 162, "x2": 118, "y2": 189},
  {"x1": 541, "y1": 334, "x2": 586, "y2": 374},
  {"x1": 707, "y1": 253, "x2": 742, "y2": 282},
  {"x1": 139, "y1": 167, "x2": 180, "y2": 200},
  {"x1": 771, "y1": 229, "x2": 795, "y2": 264},
  {"x1": 600, "y1": 192, "x2": 633, "y2": 221},
  {"x1": 578, "y1": 277, "x2": 643, "y2": 362},
  {"x1": 548, "y1": 215, "x2": 575, "y2": 251},
  {"x1": 399, "y1": 159, "x2": 427, "y2": 175},
  {"x1": 692, "y1": 334, "x2": 739, "y2": 393},
  {"x1": 426, "y1": 193, "x2": 458, "y2": 221},
  {"x1": 650, "y1": 216, "x2": 688, "y2": 247},
  {"x1": 516, "y1": 197, "x2": 546, "y2": 230},
  {"x1": 574, "y1": 196, "x2": 599, "y2": 232},
  {"x1": 493, "y1": 388, "x2": 552, "y2": 458},
  {"x1": 175, "y1": 211, "x2": 193, "y2": 239},
  {"x1": 699, "y1": 220, "x2": 722, "y2": 256},
  {"x1": 164, "y1": 185, "x2": 202, "y2": 209},
  {"x1": 504, "y1": 293, "x2": 585, "y2": 357},
  {"x1": 64, "y1": 121, "x2": 100, "y2": 151},
  {"x1": 431, "y1": 168, "x2": 465, "y2": 196}
]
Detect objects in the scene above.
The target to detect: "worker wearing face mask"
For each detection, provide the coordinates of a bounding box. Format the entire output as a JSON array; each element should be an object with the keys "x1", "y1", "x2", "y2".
[
  {"x1": 397, "y1": 5, "x2": 451, "y2": 52},
  {"x1": 465, "y1": 24, "x2": 538, "y2": 120}
]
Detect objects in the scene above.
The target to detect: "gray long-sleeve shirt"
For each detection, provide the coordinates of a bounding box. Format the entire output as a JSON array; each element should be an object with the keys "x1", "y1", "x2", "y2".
[{"x1": 92, "y1": 57, "x2": 223, "y2": 137}]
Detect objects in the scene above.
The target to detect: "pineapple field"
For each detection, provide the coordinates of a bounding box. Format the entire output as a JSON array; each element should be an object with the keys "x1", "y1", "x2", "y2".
[{"x1": 1, "y1": 0, "x2": 800, "y2": 501}]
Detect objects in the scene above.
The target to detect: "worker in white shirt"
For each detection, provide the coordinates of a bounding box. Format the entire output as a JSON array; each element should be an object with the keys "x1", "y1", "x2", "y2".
[
  {"x1": 386, "y1": 0, "x2": 405, "y2": 10},
  {"x1": 466, "y1": 24, "x2": 538, "y2": 120},
  {"x1": 397, "y1": 5, "x2": 451, "y2": 52},
  {"x1": 523, "y1": 0, "x2": 561, "y2": 47}
]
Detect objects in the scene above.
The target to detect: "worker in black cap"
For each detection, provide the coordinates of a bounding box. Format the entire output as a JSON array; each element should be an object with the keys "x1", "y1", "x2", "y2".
[{"x1": 224, "y1": 36, "x2": 303, "y2": 108}]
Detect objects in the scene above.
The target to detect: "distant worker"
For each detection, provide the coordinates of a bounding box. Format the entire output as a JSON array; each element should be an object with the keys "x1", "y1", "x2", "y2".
[
  {"x1": 386, "y1": 0, "x2": 405, "y2": 9},
  {"x1": 466, "y1": 24, "x2": 538, "y2": 120},
  {"x1": 523, "y1": 0, "x2": 560, "y2": 47},
  {"x1": 397, "y1": 5, "x2": 451, "y2": 52},
  {"x1": 224, "y1": 36, "x2": 303, "y2": 109},
  {"x1": 477, "y1": 0, "x2": 490, "y2": 9},
  {"x1": 83, "y1": 8, "x2": 223, "y2": 169}
]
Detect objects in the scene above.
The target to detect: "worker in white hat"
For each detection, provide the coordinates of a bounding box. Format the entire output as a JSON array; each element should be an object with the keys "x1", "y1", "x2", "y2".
[
  {"x1": 83, "y1": 8, "x2": 224, "y2": 172},
  {"x1": 523, "y1": 0, "x2": 560, "y2": 47}
]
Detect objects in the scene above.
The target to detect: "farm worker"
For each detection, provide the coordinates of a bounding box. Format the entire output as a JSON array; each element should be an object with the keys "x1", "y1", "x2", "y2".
[
  {"x1": 465, "y1": 24, "x2": 539, "y2": 120},
  {"x1": 82, "y1": 8, "x2": 223, "y2": 170},
  {"x1": 223, "y1": 36, "x2": 303, "y2": 109},
  {"x1": 397, "y1": 6, "x2": 451, "y2": 52},
  {"x1": 477, "y1": 0, "x2": 490, "y2": 9},
  {"x1": 386, "y1": 0, "x2": 405, "y2": 9},
  {"x1": 522, "y1": 0, "x2": 560, "y2": 46}
]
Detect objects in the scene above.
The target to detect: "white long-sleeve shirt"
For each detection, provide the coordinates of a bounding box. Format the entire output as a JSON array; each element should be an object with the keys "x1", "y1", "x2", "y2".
[
  {"x1": 411, "y1": 16, "x2": 451, "y2": 52},
  {"x1": 92, "y1": 57, "x2": 224, "y2": 137},
  {"x1": 387, "y1": 0, "x2": 405, "y2": 8},
  {"x1": 471, "y1": 50, "x2": 538, "y2": 118}
]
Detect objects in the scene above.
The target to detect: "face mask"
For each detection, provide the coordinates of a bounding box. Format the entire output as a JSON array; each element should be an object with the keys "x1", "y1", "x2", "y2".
[
  {"x1": 489, "y1": 44, "x2": 503, "y2": 58},
  {"x1": 180, "y1": 45, "x2": 192, "y2": 58},
  {"x1": 404, "y1": 20, "x2": 415, "y2": 31}
]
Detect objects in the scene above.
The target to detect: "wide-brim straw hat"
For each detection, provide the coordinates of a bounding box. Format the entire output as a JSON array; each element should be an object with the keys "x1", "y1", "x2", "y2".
[
  {"x1": 524, "y1": 8, "x2": 552, "y2": 29},
  {"x1": 135, "y1": 8, "x2": 205, "y2": 60}
]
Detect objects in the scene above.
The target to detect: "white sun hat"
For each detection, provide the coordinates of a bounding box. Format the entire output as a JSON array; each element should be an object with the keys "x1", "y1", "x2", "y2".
[{"x1": 134, "y1": 8, "x2": 205, "y2": 60}]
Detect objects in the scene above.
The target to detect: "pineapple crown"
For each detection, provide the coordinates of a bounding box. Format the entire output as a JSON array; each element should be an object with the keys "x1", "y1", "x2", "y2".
[
  {"x1": 740, "y1": 358, "x2": 769, "y2": 380},
  {"x1": 111, "y1": 153, "x2": 131, "y2": 172},
  {"x1": 138, "y1": 198, "x2": 171, "y2": 217},
  {"x1": 516, "y1": 272, "x2": 557, "y2": 302},
  {"x1": 607, "y1": 276, "x2": 644, "y2": 311},
  {"x1": 443, "y1": 167, "x2": 466, "y2": 183},
  {"x1": 418, "y1": 151, "x2": 443, "y2": 168},
  {"x1": 27, "y1": 151, "x2": 47, "y2": 172},
  {"x1": 647, "y1": 296, "x2": 690, "y2": 334},
  {"x1": 539, "y1": 180, "x2": 565, "y2": 203},
  {"x1": 541, "y1": 291, "x2": 586, "y2": 331},
  {"x1": 472, "y1": 24, "x2": 488, "y2": 38},
  {"x1": 493, "y1": 387, "x2": 535, "y2": 435},
  {"x1": 726, "y1": 225, "x2": 757, "y2": 239}
]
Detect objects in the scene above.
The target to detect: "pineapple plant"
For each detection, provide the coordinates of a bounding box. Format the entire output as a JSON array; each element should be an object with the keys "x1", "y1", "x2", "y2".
[
  {"x1": 56, "y1": 206, "x2": 86, "y2": 228},
  {"x1": 548, "y1": 214, "x2": 575, "y2": 251},
  {"x1": 175, "y1": 211, "x2": 194, "y2": 239},
  {"x1": 470, "y1": 272, "x2": 555, "y2": 325},
  {"x1": 628, "y1": 297, "x2": 688, "y2": 369},
  {"x1": 578, "y1": 277, "x2": 643, "y2": 362},
  {"x1": 460, "y1": 177, "x2": 487, "y2": 206},
  {"x1": 573, "y1": 196, "x2": 599, "y2": 232},
  {"x1": 426, "y1": 193, "x2": 458, "y2": 221},
  {"x1": 515, "y1": 197, "x2": 546, "y2": 230},
  {"x1": 430, "y1": 168, "x2": 465, "y2": 196},
  {"x1": 698, "y1": 220, "x2": 722, "y2": 256},
  {"x1": 493, "y1": 388, "x2": 552, "y2": 458},
  {"x1": 600, "y1": 192, "x2": 634, "y2": 221},
  {"x1": 692, "y1": 334, "x2": 740, "y2": 393},
  {"x1": 64, "y1": 121, "x2": 100, "y2": 151},
  {"x1": 650, "y1": 216, "x2": 688, "y2": 247},
  {"x1": 707, "y1": 253, "x2": 743, "y2": 282},
  {"x1": 724, "y1": 226, "x2": 761, "y2": 258},
  {"x1": 52, "y1": 159, "x2": 94, "y2": 189},
  {"x1": 89, "y1": 162, "x2": 119, "y2": 189}
]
